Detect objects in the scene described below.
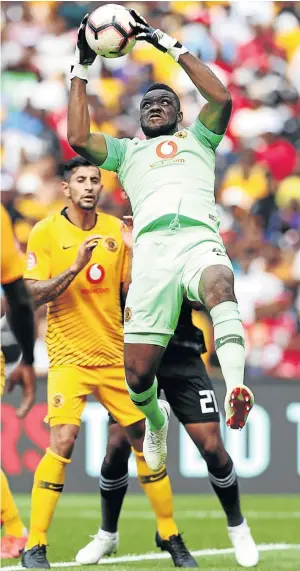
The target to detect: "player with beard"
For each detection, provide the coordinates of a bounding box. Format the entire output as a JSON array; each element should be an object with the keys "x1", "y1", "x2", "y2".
[
  {"x1": 21, "y1": 158, "x2": 195, "y2": 569},
  {"x1": 68, "y1": 12, "x2": 254, "y2": 482}
]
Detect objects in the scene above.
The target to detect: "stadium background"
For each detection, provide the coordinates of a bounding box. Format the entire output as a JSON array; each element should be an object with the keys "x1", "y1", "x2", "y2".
[{"x1": 1, "y1": 0, "x2": 300, "y2": 496}]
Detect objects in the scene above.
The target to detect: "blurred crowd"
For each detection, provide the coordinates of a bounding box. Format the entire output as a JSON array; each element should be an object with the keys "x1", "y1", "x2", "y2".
[{"x1": 1, "y1": 1, "x2": 300, "y2": 379}]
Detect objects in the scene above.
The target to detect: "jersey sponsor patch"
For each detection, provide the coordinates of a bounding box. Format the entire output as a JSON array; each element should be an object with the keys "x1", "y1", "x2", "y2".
[
  {"x1": 86, "y1": 263, "x2": 105, "y2": 284},
  {"x1": 156, "y1": 140, "x2": 178, "y2": 159},
  {"x1": 103, "y1": 237, "x2": 118, "y2": 252},
  {"x1": 26, "y1": 252, "x2": 37, "y2": 270}
]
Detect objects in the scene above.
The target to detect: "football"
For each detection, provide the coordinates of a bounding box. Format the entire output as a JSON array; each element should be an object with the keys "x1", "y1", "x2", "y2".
[{"x1": 85, "y1": 4, "x2": 136, "y2": 58}]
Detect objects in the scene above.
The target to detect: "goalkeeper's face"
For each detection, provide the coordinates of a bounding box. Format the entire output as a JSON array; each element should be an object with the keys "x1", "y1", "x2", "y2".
[
  {"x1": 140, "y1": 90, "x2": 183, "y2": 138},
  {"x1": 65, "y1": 166, "x2": 102, "y2": 211}
]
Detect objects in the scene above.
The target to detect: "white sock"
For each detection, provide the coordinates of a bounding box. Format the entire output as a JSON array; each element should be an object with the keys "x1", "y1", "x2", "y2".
[{"x1": 210, "y1": 301, "x2": 245, "y2": 393}]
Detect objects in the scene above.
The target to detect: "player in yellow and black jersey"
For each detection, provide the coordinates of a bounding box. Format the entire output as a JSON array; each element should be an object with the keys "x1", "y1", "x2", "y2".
[
  {"x1": 1, "y1": 205, "x2": 36, "y2": 560},
  {"x1": 22, "y1": 158, "x2": 195, "y2": 569}
]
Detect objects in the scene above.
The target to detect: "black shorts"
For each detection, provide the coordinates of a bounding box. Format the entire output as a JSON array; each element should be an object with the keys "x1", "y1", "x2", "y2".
[
  {"x1": 109, "y1": 346, "x2": 219, "y2": 426},
  {"x1": 157, "y1": 346, "x2": 219, "y2": 425}
]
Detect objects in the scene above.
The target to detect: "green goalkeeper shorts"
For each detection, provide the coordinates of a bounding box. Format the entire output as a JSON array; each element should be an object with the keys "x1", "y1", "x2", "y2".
[{"x1": 124, "y1": 226, "x2": 233, "y2": 347}]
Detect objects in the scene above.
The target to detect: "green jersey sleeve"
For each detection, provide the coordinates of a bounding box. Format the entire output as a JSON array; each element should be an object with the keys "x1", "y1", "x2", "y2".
[
  {"x1": 100, "y1": 135, "x2": 129, "y2": 172},
  {"x1": 187, "y1": 117, "x2": 224, "y2": 151}
]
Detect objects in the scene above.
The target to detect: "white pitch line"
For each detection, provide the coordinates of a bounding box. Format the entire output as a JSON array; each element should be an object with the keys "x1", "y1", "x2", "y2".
[
  {"x1": 49, "y1": 510, "x2": 300, "y2": 520},
  {"x1": 2, "y1": 543, "x2": 300, "y2": 570}
]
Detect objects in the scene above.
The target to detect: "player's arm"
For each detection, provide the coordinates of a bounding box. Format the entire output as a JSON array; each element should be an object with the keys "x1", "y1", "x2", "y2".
[
  {"x1": 1, "y1": 205, "x2": 36, "y2": 417},
  {"x1": 68, "y1": 78, "x2": 108, "y2": 165},
  {"x1": 177, "y1": 54, "x2": 231, "y2": 134},
  {"x1": 120, "y1": 216, "x2": 133, "y2": 297},
  {"x1": 3, "y1": 278, "x2": 36, "y2": 418},
  {"x1": 130, "y1": 10, "x2": 231, "y2": 134},
  {"x1": 68, "y1": 15, "x2": 128, "y2": 171},
  {"x1": 68, "y1": 15, "x2": 107, "y2": 164},
  {"x1": 26, "y1": 271, "x2": 78, "y2": 309},
  {"x1": 3, "y1": 279, "x2": 35, "y2": 368},
  {"x1": 25, "y1": 235, "x2": 101, "y2": 308}
]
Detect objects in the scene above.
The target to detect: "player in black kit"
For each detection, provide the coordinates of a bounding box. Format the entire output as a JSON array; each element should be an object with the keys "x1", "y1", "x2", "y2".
[{"x1": 76, "y1": 302, "x2": 257, "y2": 568}]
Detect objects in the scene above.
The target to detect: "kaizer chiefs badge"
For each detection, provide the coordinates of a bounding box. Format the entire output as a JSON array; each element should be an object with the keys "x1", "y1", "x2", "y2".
[
  {"x1": 52, "y1": 394, "x2": 64, "y2": 408},
  {"x1": 175, "y1": 130, "x2": 187, "y2": 139},
  {"x1": 124, "y1": 307, "x2": 132, "y2": 322},
  {"x1": 103, "y1": 237, "x2": 118, "y2": 252}
]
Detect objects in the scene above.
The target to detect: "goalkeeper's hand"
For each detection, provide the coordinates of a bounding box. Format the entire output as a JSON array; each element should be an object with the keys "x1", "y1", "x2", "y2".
[
  {"x1": 129, "y1": 9, "x2": 188, "y2": 62},
  {"x1": 70, "y1": 14, "x2": 96, "y2": 82}
]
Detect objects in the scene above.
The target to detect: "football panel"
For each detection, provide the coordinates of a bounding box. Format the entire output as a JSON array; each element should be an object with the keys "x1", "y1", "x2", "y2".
[
  {"x1": 113, "y1": 5, "x2": 136, "y2": 34},
  {"x1": 86, "y1": 23, "x2": 125, "y2": 53}
]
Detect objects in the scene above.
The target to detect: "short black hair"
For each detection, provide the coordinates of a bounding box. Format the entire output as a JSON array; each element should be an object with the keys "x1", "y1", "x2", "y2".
[
  {"x1": 63, "y1": 157, "x2": 99, "y2": 181},
  {"x1": 143, "y1": 83, "x2": 181, "y2": 111}
]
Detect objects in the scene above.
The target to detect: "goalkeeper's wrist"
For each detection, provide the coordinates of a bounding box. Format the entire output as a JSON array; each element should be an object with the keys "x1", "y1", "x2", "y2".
[
  {"x1": 155, "y1": 29, "x2": 188, "y2": 62},
  {"x1": 70, "y1": 63, "x2": 89, "y2": 82},
  {"x1": 168, "y1": 43, "x2": 189, "y2": 63}
]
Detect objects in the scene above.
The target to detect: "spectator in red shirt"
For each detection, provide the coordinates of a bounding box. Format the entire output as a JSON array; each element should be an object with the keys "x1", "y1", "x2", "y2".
[{"x1": 255, "y1": 133, "x2": 297, "y2": 180}]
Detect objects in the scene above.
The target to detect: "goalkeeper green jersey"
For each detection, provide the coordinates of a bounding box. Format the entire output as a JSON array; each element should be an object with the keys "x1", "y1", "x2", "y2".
[{"x1": 100, "y1": 117, "x2": 223, "y2": 241}]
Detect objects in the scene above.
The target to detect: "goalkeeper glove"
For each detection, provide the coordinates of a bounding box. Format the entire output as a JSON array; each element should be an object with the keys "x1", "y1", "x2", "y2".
[
  {"x1": 70, "y1": 14, "x2": 96, "y2": 82},
  {"x1": 129, "y1": 9, "x2": 188, "y2": 62}
]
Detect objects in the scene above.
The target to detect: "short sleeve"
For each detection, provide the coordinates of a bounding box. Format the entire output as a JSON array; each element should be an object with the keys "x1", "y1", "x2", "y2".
[
  {"x1": 100, "y1": 135, "x2": 129, "y2": 173},
  {"x1": 24, "y1": 221, "x2": 51, "y2": 281},
  {"x1": 187, "y1": 117, "x2": 224, "y2": 151},
  {"x1": 1, "y1": 205, "x2": 24, "y2": 284}
]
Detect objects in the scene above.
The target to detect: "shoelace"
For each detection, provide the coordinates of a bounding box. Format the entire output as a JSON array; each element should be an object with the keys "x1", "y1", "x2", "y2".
[{"x1": 168, "y1": 534, "x2": 190, "y2": 561}]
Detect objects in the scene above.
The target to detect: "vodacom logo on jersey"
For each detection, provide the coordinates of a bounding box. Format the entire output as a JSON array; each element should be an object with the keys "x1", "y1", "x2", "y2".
[
  {"x1": 86, "y1": 263, "x2": 105, "y2": 284},
  {"x1": 156, "y1": 140, "x2": 178, "y2": 159}
]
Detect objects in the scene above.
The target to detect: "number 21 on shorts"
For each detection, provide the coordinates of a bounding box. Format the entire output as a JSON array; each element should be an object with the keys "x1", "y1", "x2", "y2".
[{"x1": 199, "y1": 390, "x2": 219, "y2": 413}]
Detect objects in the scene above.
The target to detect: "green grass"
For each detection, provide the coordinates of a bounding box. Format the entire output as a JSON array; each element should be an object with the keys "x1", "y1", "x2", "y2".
[{"x1": 2, "y1": 494, "x2": 300, "y2": 570}]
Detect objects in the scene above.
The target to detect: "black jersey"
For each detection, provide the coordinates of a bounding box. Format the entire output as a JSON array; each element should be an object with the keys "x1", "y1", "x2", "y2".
[{"x1": 166, "y1": 304, "x2": 206, "y2": 356}]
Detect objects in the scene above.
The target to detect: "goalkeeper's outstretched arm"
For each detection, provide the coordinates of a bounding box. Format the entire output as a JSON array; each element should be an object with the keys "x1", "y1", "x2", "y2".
[
  {"x1": 178, "y1": 53, "x2": 232, "y2": 135},
  {"x1": 68, "y1": 77, "x2": 108, "y2": 165},
  {"x1": 67, "y1": 14, "x2": 108, "y2": 166},
  {"x1": 130, "y1": 8, "x2": 232, "y2": 135}
]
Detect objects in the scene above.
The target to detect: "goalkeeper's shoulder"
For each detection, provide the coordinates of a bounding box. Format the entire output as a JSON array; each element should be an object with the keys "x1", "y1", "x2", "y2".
[{"x1": 99, "y1": 133, "x2": 136, "y2": 172}]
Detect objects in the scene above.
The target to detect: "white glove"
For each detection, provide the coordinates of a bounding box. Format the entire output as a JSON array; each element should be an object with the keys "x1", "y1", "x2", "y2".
[{"x1": 129, "y1": 9, "x2": 188, "y2": 62}]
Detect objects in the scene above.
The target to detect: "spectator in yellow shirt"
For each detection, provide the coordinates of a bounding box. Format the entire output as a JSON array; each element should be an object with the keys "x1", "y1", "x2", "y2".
[{"x1": 222, "y1": 149, "x2": 268, "y2": 201}]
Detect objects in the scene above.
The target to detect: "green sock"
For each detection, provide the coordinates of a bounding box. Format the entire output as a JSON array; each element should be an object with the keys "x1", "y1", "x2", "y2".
[{"x1": 126, "y1": 377, "x2": 165, "y2": 431}]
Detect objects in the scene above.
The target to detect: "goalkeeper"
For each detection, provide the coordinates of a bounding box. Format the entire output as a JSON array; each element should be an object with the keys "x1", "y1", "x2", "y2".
[{"x1": 68, "y1": 10, "x2": 254, "y2": 475}]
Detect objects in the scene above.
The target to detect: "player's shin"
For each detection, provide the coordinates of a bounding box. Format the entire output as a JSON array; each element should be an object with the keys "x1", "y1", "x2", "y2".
[
  {"x1": 1, "y1": 469, "x2": 25, "y2": 537},
  {"x1": 100, "y1": 459, "x2": 129, "y2": 534},
  {"x1": 126, "y1": 377, "x2": 165, "y2": 431},
  {"x1": 210, "y1": 301, "x2": 245, "y2": 392},
  {"x1": 134, "y1": 450, "x2": 178, "y2": 540},
  {"x1": 210, "y1": 301, "x2": 253, "y2": 427},
  {"x1": 26, "y1": 448, "x2": 70, "y2": 549},
  {"x1": 208, "y1": 456, "x2": 243, "y2": 527}
]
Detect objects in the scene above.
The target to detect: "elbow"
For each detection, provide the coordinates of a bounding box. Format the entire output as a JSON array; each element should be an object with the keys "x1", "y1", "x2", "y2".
[
  {"x1": 67, "y1": 133, "x2": 88, "y2": 150},
  {"x1": 219, "y1": 89, "x2": 232, "y2": 107}
]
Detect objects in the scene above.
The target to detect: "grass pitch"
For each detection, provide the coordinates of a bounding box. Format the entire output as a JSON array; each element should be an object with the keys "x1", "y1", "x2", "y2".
[{"x1": 2, "y1": 494, "x2": 300, "y2": 570}]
